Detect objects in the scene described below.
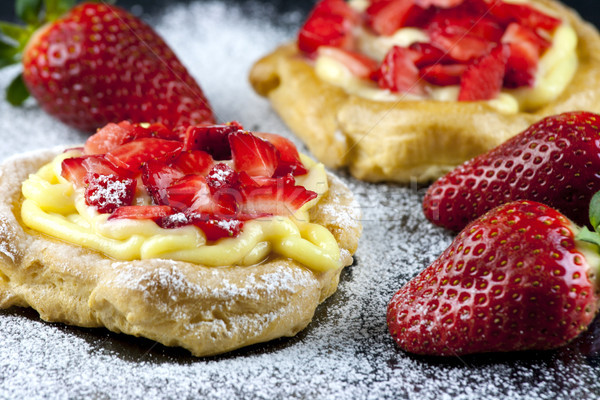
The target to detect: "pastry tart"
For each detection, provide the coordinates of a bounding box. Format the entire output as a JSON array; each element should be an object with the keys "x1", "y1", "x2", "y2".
[
  {"x1": 0, "y1": 121, "x2": 361, "y2": 357},
  {"x1": 249, "y1": 0, "x2": 600, "y2": 182}
]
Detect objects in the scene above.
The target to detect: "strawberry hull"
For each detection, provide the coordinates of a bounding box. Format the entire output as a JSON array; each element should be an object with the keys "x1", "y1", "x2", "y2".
[{"x1": 388, "y1": 201, "x2": 600, "y2": 356}]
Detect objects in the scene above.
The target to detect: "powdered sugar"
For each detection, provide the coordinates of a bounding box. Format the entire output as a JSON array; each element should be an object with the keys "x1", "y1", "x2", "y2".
[{"x1": 0, "y1": 1, "x2": 599, "y2": 399}]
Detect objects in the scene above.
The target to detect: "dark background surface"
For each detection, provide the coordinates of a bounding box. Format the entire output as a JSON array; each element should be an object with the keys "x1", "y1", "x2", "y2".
[{"x1": 0, "y1": 0, "x2": 598, "y2": 27}]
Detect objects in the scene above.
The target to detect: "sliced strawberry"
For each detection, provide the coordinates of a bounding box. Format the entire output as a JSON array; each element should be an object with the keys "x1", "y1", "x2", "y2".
[
  {"x1": 240, "y1": 180, "x2": 317, "y2": 217},
  {"x1": 238, "y1": 171, "x2": 296, "y2": 189},
  {"x1": 106, "y1": 138, "x2": 182, "y2": 173},
  {"x1": 458, "y1": 44, "x2": 509, "y2": 101},
  {"x1": 297, "y1": 0, "x2": 358, "y2": 54},
  {"x1": 429, "y1": 29, "x2": 494, "y2": 63},
  {"x1": 141, "y1": 162, "x2": 185, "y2": 205},
  {"x1": 375, "y1": 46, "x2": 425, "y2": 95},
  {"x1": 185, "y1": 213, "x2": 244, "y2": 241},
  {"x1": 85, "y1": 174, "x2": 137, "y2": 214},
  {"x1": 365, "y1": 0, "x2": 431, "y2": 36},
  {"x1": 171, "y1": 150, "x2": 214, "y2": 175},
  {"x1": 84, "y1": 121, "x2": 134, "y2": 155},
  {"x1": 490, "y1": 2, "x2": 562, "y2": 32},
  {"x1": 229, "y1": 132, "x2": 280, "y2": 178},
  {"x1": 415, "y1": 0, "x2": 464, "y2": 7},
  {"x1": 182, "y1": 122, "x2": 242, "y2": 160},
  {"x1": 408, "y1": 42, "x2": 454, "y2": 68},
  {"x1": 255, "y1": 133, "x2": 308, "y2": 176},
  {"x1": 420, "y1": 63, "x2": 466, "y2": 86},
  {"x1": 109, "y1": 205, "x2": 174, "y2": 221},
  {"x1": 206, "y1": 163, "x2": 239, "y2": 192},
  {"x1": 501, "y1": 23, "x2": 548, "y2": 88},
  {"x1": 61, "y1": 157, "x2": 88, "y2": 185},
  {"x1": 317, "y1": 46, "x2": 379, "y2": 80},
  {"x1": 166, "y1": 175, "x2": 210, "y2": 211}
]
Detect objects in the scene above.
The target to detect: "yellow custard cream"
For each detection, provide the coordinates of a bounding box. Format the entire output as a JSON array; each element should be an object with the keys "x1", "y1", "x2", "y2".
[
  {"x1": 20, "y1": 150, "x2": 341, "y2": 272},
  {"x1": 314, "y1": 10, "x2": 578, "y2": 114}
]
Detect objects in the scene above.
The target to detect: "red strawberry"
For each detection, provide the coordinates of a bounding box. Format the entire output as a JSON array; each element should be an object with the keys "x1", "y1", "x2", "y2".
[
  {"x1": 171, "y1": 150, "x2": 214, "y2": 175},
  {"x1": 84, "y1": 121, "x2": 135, "y2": 155},
  {"x1": 388, "y1": 200, "x2": 600, "y2": 356},
  {"x1": 106, "y1": 138, "x2": 182, "y2": 172},
  {"x1": 185, "y1": 214, "x2": 244, "y2": 241},
  {"x1": 240, "y1": 180, "x2": 317, "y2": 217},
  {"x1": 458, "y1": 44, "x2": 509, "y2": 101},
  {"x1": 1, "y1": 2, "x2": 214, "y2": 131},
  {"x1": 365, "y1": 0, "x2": 431, "y2": 36},
  {"x1": 419, "y1": 63, "x2": 466, "y2": 86},
  {"x1": 85, "y1": 174, "x2": 136, "y2": 214},
  {"x1": 408, "y1": 42, "x2": 454, "y2": 68},
  {"x1": 375, "y1": 46, "x2": 425, "y2": 95},
  {"x1": 423, "y1": 112, "x2": 600, "y2": 231},
  {"x1": 182, "y1": 122, "x2": 243, "y2": 160},
  {"x1": 489, "y1": 2, "x2": 562, "y2": 32},
  {"x1": 141, "y1": 162, "x2": 185, "y2": 206},
  {"x1": 110, "y1": 205, "x2": 175, "y2": 222},
  {"x1": 297, "y1": 0, "x2": 359, "y2": 54},
  {"x1": 255, "y1": 133, "x2": 308, "y2": 176},
  {"x1": 501, "y1": 23, "x2": 549, "y2": 88},
  {"x1": 229, "y1": 131, "x2": 280, "y2": 178}
]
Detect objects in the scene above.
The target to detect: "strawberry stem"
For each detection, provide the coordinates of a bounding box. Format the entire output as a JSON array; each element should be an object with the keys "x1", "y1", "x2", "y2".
[{"x1": 576, "y1": 191, "x2": 600, "y2": 247}]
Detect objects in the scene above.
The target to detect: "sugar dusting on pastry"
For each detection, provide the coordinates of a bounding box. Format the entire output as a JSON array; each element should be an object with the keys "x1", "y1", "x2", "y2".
[{"x1": 0, "y1": 1, "x2": 597, "y2": 399}]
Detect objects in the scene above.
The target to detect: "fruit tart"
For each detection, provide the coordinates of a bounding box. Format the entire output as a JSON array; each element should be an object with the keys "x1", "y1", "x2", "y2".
[
  {"x1": 0, "y1": 121, "x2": 361, "y2": 357},
  {"x1": 249, "y1": 0, "x2": 600, "y2": 182}
]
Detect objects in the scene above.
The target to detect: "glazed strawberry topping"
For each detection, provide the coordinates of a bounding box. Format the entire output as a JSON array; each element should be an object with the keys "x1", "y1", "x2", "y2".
[
  {"x1": 298, "y1": 0, "x2": 564, "y2": 101},
  {"x1": 61, "y1": 121, "x2": 316, "y2": 241}
]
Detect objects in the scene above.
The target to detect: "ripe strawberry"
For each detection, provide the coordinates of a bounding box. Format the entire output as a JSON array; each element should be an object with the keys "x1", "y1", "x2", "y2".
[
  {"x1": 388, "y1": 200, "x2": 600, "y2": 356},
  {"x1": 109, "y1": 205, "x2": 175, "y2": 222},
  {"x1": 229, "y1": 131, "x2": 279, "y2": 178},
  {"x1": 254, "y1": 133, "x2": 308, "y2": 176},
  {"x1": 317, "y1": 46, "x2": 379, "y2": 80},
  {"x1": 419, "y1": 63, "x2": 466, "y2": 86},
  {"x1": 182, "y1": 122, "x2": 242, "y2": 160},
  {"x1": 365, "y1": 0, "x2": 431, "y2": 36},
  {"x1": 240, "y1": 179, "x2": 317, "y2": 218},
  {"x1": 1, "y1": 1, "x2": 214, "y2": 131},
  {"x1": 106, "y1": 138, "x2": 182, "y2": 172},
  {"x1": 375, "y1": 45, "x2": 425, "y2": 95},
  {"x1": 297, "y1": 0, "x2": 359, "y2": 55},
  {"x1": 85, "y1": 174, "x2": 136, "y2": 214},
  {"x1": 457, "y1": 44, "x2": 509, "y2": 101},
  {"x1": 423, "y1": 112, "x2": 600, "y2": 231}
]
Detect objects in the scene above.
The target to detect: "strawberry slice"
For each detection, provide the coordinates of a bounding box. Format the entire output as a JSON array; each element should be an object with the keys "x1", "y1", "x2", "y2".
[
  {"x1": 408, "y1": 42, "x2": 454, "y2": 68},
  {"x1": 365, "y1": 0, "x2": 431, "y2": 36},
  {"x1": 206, "y1": 163, "x2": 239, "y2": 192},
  {"x1": 255, "y1": 133, "x2": 308, "y2": 176},
  {"x1": 415, "y1": 0, "x2": 464, "y2": 7},
  {"x1": 85, "y1": 174, "x2": 136, "y2": 214},
  {"x1": 420, "y1": 63, "x2": 467, "y2": 86},
  {"x1": 84, "y1": 121, "x2": 134, "y2": 155},
  {"x1": 297, "y1": 0, "x2": 359, "y2": 54},
  {"x1": 229, "y1": 132, "x2": 280, "y2": 178},
  {"x1": 142, "y1": 162, "x2": 185, "y2": 205},
  {"x1": 184, "y1": 213, "x2": 244, "y2": 241},
  {"x1": 317, "y1": 46, "x2": 379, "y2": 80},
  {"x1": 166, "y1": 175, "x2": 211, "y2": 211},
  {"x1": 240, "y1": 180, "x2": 317, "y2": 217},
  {"x1": 375, "y1": 46, "x2": 425, "y2": 95},
  {"x1": 501, "y1": 23, "x2": 549, "y2": 88},
  {"x1": 490, "y1": 2, "x2": 562, "y2": 32},
  {"x1": 61, "y1": 157, "x2": 88, "y2": 185},
  {"x1": 182, "y1": 122, "x2": 242, "y2": 160},
  {"x1": 106, "y1": 138, "x2": 182, "y2": 173},
  {"x1": 458, "y1": 44, "x2": 509, "y2": 101},
  {"x1": 109, "y1": 205, "x2": 174, "y2": 221},
  {"x1": 171, "y1": 150, "x2": 214, "y2": 175}
]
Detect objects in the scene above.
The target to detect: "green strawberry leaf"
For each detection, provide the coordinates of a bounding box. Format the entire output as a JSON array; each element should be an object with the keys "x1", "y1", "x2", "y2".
[
  {"x1": 44, "y1": 0, "x2": 76, "y2": 21},
  {"x1": 590, "y1": 190, "x2": 600, "y2": 232},
  {"x1": 0, "y1": 40, "x2": 20, "y2": 68},
  {"x1": 0, "y1": 22, "x2": 29, "y2": 46},
  {"x1": 15, "y1": 0, "x2": 43, "y2": 25},
  {"x1": 5, "y1": 73, "x2": 30, "y2": 106}
]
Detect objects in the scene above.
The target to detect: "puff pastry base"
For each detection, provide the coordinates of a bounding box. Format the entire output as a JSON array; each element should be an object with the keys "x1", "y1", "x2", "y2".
[
  {"x1": 0, "y1": 149, "x2": 361, "y2": 357},
  {"x1": 249, "y1": 0, "x2": 600, "y2": 182}
]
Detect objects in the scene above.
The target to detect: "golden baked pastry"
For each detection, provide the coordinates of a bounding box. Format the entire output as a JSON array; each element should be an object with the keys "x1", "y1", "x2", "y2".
[
  {"x1": 0, "y1": 123, "x2": 361, "y2": 357},
  {"x1": 249, "y1": 0, "x2": 600, "y2": 182}
]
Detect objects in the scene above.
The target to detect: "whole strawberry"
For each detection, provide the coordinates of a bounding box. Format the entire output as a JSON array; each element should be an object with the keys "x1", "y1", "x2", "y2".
[
  {"x1": 388, "y1": 200, "x2": 600, "y2": 356},
  {"x1": 423, "y1": 112, "x2": 600, "y2": 231},
  {"x1": 0, "y1": 1, "x2": 215, "y2": 131}
]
